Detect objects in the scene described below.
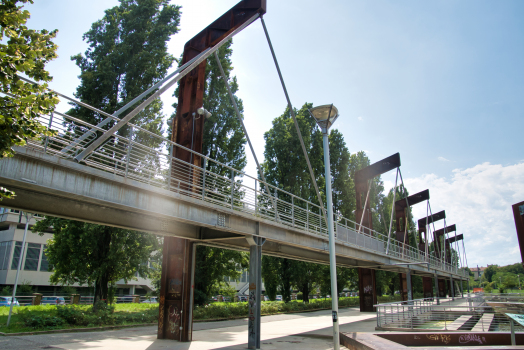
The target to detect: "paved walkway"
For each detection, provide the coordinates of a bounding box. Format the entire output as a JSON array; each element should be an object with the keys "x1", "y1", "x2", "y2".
[{"x1": 0, "y1": 307, "x2": 377, "y2": 350}]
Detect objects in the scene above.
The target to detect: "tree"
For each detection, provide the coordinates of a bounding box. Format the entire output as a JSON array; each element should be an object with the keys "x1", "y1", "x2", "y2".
[
  {"x1": 33, "y1": 217, "x2": 158, "y2": 304},
  {"x1": 262, "y1": 255, "x2": 280, "y2": 301},
  {"x1": 0, "y1": 0, "x2": 59, "y2": 199},
  {"x1": 194, "y1": 246, "x2": 248, "y2": 305},
  {"x1": 482, "y1": 265, "x2": 498, "y2": 283},
  {"x1": 35, "y1": 0, "x2": 181, "y2": 305},
  {"x1": 69, "y1": 0, "x2": 180, "y2": 135}
]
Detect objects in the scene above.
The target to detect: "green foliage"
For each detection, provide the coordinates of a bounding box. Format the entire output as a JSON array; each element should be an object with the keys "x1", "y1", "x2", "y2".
[
  {"x1": 17, "y1": 280, "x2": 32, "y2": 295},
  {"x1": 1, "y1": 285, "x2": 12, "y2": 295},
  {"x1": 33, "y1": 217, "x2": 158, "y2": 303},
  {"x1": 194, "y1": 246, "x2": 248, "y2": 305},
  {"x1": 7, "y1": 302, "x2": 158, "y2": 331},
  {"x1": 60, "y1": 285, "x2": 77, "y2": 297},
  {"x1": 484, "y1": 282, "x2": 493, "y2": 293},
  {"x1": 482, "y1": 265, "x2": 498, "y2": 282},
  {"x1": 0, "y1": 0, "x2": 59, "y2": 199},
  {"x1": 192, "y1": 297, "x2": 360, "y2": 320},
  {"x1": 69, "y1": 0, "x2": 180, "y2": 135}
]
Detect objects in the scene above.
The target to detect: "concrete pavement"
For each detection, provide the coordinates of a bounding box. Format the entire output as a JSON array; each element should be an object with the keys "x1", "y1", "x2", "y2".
[{"x1": 0, "y1": 307, "x2": 377, "y2": 350}]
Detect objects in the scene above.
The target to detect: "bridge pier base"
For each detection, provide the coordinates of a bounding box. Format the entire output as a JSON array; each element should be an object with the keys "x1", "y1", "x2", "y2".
[
  {"x1": 450, "y1": 276, "x2": 455, "y2": 301},
  {"x1": 157, "y1": 237, "x2": 195, "y2": 342},
  {"x1": 399, "y1": 273, "x2": 413, "y2": 302},
  {"x1": 422, "y1": 276, "x2": 433, "y2": 300},
  {"x1": 247, "y1": 235, "x2": 265, "y2": 349},
  {"x1": 358, "y1": 268, "x2": 377, "y2": 312},
  {"x1": 438, "y1": 279, "x2": 447, "y2": 299}
]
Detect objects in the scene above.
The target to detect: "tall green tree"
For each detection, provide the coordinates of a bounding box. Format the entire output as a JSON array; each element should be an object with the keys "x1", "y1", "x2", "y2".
[
  {"x1": 0, "y1": 0, "x2": 58, "y2": 199},
  {"x1": 38, "y1": 0, "x2": 181, "y2": 304},
  {"x1": 33, "y1": 217, "x2": 158, "y2": 304}
]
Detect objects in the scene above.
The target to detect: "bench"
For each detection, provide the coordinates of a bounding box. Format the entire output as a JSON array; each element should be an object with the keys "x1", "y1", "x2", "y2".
[
  {"x1": 446, "y1": 315, "x2": 473, "y2": 330},
  {"x1": 471, "y1": 313, "x2": 495, "y2": 332}
]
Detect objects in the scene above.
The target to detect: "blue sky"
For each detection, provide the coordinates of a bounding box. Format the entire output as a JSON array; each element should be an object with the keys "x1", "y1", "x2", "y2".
[{"x1": 24, "y1": 0, "x2": 524, "y2": 267}]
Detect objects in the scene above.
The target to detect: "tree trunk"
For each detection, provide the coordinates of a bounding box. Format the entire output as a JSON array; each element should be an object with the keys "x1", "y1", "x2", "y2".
[{"x1": 301, "y1": 282, "x2": 310, "y2": 303}]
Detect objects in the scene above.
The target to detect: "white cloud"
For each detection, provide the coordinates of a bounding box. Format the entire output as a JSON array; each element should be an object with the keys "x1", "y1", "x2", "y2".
[
  {"x1": 358, "y1": 116, "x2": 363, "y2": 121},
  {"x1": 402, "y1": 162, "x2": 524, "y2": 268},
  {"x1": 438, "y1": 156, "x2": 450, "y2": 162}
]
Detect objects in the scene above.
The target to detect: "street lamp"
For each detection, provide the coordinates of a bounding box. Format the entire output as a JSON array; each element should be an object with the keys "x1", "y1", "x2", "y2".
[{"x1": 310, "y1": 104, "x2": 340, "y2": 350}]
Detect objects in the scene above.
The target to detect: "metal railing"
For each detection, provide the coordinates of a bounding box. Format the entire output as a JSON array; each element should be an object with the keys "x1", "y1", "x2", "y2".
[
  {"x1": 17, "y1": 92, "x2": 466, "y2": 278},
  {"x1": 376, "y1": 294, "x2": 523, "y2": 332}
]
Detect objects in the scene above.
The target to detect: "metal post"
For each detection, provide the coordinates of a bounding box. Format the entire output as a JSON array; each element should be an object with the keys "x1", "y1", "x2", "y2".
[
  {"x1": 7, "y1": 212, "x2": 35, "y2": 326},
  {"x1": 124, "y1": 126, "x2": 134, "y2": 178},
  {"x1": 167, "y1": 144, "x2": 173, "y2": 190},
  {"x1": 511, "y1": 320, "x2": 516, "y2": 346},
  {"x1": 406, "y1": 267, "x2": 413, "y2": 304},
  {"x1": 358, "y1": 182, "x2": 371, "y2": 234},
  {"x1": 434, "y1": 273, "x2": 440, "y2": 305},
  {"x1": 44, "y1": 112, "x2": 54, "y2": 153},
  {"x1": 231, "y1": 169, "x2": 235, "y2": 209},
  {"x1": 254, "y1": 180, "x2": 258, "y2": 215},
  {"x1": 274, "y1": 188, "x2": 278, "y2": 221},
  {"x1": 201, "y1": 158, "x2": 207, "y2": 200},
  {"x1": 321, "y1": 129, "x2": 340, "y2": 350},
  {"x1": 291, "y1": 196, "x2": 295, "y2": 227},
  {"x1": 248, "y1": 236, "x2": 265, "y2": 349},
  {"x1": 306, "y1": 202, "x2": 309, "y2": 231}
]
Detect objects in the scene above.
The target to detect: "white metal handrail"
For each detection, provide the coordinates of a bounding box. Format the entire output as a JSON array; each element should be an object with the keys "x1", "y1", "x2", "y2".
[{"x1": 20, "y1": 103, "x2": 466, "y2": 278}]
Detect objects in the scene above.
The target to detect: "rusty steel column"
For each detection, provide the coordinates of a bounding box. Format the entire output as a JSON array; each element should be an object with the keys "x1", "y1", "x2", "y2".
[
  {"x1": 355, "y1": 153, "x2": 400, "y2": 313},
  {"x1": 358, "y1": 268, "x2": 377, "y2": 312},
  {"x1": 158, "y1": 237, "x2": 195, "y2": 341},
  {"x1": 438, "y1": 279, "x2": 447, "y2": 298},
  {"x1": 422, "y1": 277, "x2": 434, "y2": 300},
  {"x1": 394, "y1": 190, "x2": 428, "y2": 301},
  {"x1": 159, "y1": 0, "x2": 267, "y2": 342}
]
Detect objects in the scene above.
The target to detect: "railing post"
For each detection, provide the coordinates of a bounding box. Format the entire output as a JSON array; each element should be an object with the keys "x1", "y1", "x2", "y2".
[
  {"x1": 306, "y1": 202, "x2": 309, "y2": 231},
  {"x1": 167, "y1": 144, "x2": 173, "y2": 190},
  {"x1": 201, "y1": 158, "x2": 207, "y2": 200},
  {"x1": 254, "y1": 179, "x2": 258, "y2": 215},
  {"x1": 125, "y1": 126, "x2": 134, "y2": 178},
  {"x1": 274, "y1": 188, "x2": 278, "y2": 221},
  {"x1": 291, "y1": 196, "x2": 295, "y2": 227},
  {"x1": 44, "y1": 112, "x2": 54, "y2": 154},
  {"x1": 231, "y1": 169, "x2": 235, "y2": 209}
]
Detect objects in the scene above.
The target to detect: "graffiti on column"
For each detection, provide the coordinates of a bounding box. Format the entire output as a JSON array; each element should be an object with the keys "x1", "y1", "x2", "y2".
[{"x1": 168, "y1": 305, "x2": 181, "y2": 338}]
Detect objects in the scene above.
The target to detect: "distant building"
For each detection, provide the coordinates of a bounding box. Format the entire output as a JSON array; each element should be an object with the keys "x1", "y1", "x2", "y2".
[
  {"x1": 470, "y1": 265, "x2": 494, "y2": 280},
  {"x1": 0, "y1": 208, "x2": 152, "y2": 296}
]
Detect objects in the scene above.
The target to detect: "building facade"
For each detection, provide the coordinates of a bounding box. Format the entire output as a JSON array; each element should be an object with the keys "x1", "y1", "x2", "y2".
[{"x1": 0, "y1": 209, "x2": 153, "y2": 296}]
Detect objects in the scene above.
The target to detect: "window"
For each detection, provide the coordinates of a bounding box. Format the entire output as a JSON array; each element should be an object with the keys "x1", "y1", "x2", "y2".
[
  {"x1": 40, "y1": 245, "x2": 50, "y2": 272},
  {"x1": 11, "y1": 241, "x2": 22, "y2": 270},
  {"x1": 24, "y1": 243, "x2": 41, "y2": 271},
  {"x1": 0, "y1": 241, "x2": 12, "y2": 270}
]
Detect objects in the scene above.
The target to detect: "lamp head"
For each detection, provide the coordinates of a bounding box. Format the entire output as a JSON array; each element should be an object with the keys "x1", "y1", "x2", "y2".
[
  {"x1": 309, "y1": 104, "x2": 339, "y2": 131},
  {"x1": 197, "y1": 107, "x2": 212, "y2": 119}
]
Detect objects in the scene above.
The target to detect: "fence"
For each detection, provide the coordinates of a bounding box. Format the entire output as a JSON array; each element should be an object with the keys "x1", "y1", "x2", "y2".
[
  {"x1": 18, "y1": 91, "x2": 466, "y2": 278},
  {"x1": 376, "y1": 294, "x2": 523, "y2": 332}
]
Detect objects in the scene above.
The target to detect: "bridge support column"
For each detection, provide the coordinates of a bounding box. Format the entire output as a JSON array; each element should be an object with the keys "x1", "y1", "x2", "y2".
[
  {"x1": 438, "y1": 279, "x2": 447, "y2": 299},
  {"x1": 450, "y1": 276, "x2": 455, "y2": 301},
  {"x1": 158, "y1": 237, "x2": 195, "y2": 342},
  {"x1": 399, "y1": 273, "x2": 413, "y2": 302},
  {"x1": 358, "y1": 268, "x2": 377, "y2": 312},
  {"x1": 422, "y1": 277, "x2": 433, "y2": 300},
  {"x1": 247, "y1": 235, "x2": 265, "y2": 349},
  {"x1": 434, "y1": 273, "x2": 440, "y2": 305}
]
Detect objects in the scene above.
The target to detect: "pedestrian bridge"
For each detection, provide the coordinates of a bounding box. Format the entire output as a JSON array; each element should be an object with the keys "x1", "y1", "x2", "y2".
[{"x1": 0, "y1": 109, "x2": 466, "y2": 282}]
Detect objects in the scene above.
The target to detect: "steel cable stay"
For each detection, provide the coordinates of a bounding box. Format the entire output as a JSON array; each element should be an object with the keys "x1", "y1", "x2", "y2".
[
  {"x1": 260, "y1": 17, "x2": 328, "y2": 226},
  {"x1": 212, "y1": 51, "x2": 280, "y2": 222}
]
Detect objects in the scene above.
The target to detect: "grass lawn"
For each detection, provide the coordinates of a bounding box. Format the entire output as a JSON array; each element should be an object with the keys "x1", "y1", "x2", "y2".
[{"x1": 0, "y1": 303, "x2": 159, "y2": 334}]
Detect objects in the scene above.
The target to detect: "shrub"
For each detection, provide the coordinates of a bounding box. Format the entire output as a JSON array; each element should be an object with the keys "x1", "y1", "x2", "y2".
[{"x1": 56, "y1": 306, "x2": 87, "y2": 326}]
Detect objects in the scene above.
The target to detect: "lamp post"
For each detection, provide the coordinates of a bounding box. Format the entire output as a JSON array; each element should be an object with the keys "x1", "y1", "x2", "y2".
[{"x1": 310, "y1": 104, "x2": 340, "y2": 350}]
